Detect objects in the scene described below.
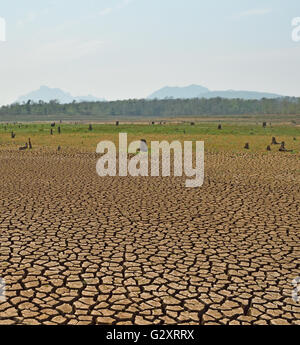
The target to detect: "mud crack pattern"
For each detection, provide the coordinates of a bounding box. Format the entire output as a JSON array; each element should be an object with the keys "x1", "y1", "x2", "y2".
[{"x1": 0, "y1": 151, "x2": 299, "y2": 325}]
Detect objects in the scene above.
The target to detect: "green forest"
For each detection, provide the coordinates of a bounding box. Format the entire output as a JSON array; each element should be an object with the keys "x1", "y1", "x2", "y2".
[{"x1": 1, "y1": 97, "x2": 300, "y2": 117}]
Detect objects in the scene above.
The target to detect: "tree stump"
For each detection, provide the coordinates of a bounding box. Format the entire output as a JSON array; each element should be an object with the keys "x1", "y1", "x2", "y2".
[
  {"x1": 19, "y1": 143, "x2": 28, "y2": 151},
  {"x1": 279, "y1": 142, "x2": 292, "y2": 152},
  {"x1": 271, "y1": 137, "x2": 279, "y2": 145},
  {"x1": 279, "y1": 142, "x2": 285, "y2": 151},
  {"x1": 244, "y1": 143, "x2": 250, "y2": 150}
]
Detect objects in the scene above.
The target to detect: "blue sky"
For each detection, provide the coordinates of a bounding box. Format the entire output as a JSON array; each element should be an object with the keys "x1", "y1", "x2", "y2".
[{"x1": 0, "y1": 0, "x2": 300, "y2": 104}]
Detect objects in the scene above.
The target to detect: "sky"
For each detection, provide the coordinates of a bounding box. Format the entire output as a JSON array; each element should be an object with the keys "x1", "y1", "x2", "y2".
[{"x1": 0, "y1": 0, "x2": 300, "y2": 105}]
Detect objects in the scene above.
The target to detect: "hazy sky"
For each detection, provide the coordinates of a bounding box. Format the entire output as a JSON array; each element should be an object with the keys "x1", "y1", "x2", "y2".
[{"x1": 0, "y1": 0, "x2": 300, "y2": 105}]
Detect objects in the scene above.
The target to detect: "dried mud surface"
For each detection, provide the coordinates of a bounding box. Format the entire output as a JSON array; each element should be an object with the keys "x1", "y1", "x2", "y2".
[{"x1": 0, "y1": 150, "x2": 299, "y2": 325}]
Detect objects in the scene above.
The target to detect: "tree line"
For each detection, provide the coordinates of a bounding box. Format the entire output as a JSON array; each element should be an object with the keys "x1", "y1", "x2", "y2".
[{"x1": 1, "y1": 97, "x2": 300, "y2": 117}]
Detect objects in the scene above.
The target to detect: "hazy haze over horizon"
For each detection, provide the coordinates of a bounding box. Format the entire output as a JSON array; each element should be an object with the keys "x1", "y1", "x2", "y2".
[{"x1": 0, "y1": 0, "x2": 300, "y2": 106}]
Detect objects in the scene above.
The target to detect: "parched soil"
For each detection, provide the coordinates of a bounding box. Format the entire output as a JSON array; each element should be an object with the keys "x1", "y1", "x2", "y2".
[{"x1": 0, "y1": 150, "x2": 299, "y2": 325}]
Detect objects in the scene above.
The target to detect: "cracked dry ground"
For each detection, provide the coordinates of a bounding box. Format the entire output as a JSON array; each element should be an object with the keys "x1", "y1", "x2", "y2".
[{"x1": 0, "y1": 150, "x2": 299, "y2": 325}]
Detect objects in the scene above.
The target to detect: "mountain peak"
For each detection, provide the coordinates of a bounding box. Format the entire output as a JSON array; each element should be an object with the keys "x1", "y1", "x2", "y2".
[
  {"x1": 148, "y1": 84, "x2": 283, "y2": 100},
  {"x1": 16, "y1": 86, "x2": 105, "y2": 104},
  {"x1": 148, "y1": 85, "x2": 210, "y2": 99}
]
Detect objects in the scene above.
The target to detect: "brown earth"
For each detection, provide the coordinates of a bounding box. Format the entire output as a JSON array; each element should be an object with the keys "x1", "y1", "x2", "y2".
[{"x1": 0, "y1": 150, "x2": 299, "y2": 325}]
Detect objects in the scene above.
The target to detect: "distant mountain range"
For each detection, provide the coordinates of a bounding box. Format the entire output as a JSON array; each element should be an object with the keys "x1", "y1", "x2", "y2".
[
  {"x1": 16, "y1": 86, "x2": 105, "y2": 104},
  {"x1": 148, "y1": 85, "x2": 284, "y2": 100},
  {"x1": 15, "y1": 84, "x2": 285, "y2": 105}
]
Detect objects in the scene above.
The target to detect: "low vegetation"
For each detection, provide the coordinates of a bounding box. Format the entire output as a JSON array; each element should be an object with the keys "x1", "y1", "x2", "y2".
[
  {"x1": 1, "y1": 97, "x2": 300, "y2": 118},
  {"x1": 0, "y1": 122, "x2": 298, "y2": 153}
]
